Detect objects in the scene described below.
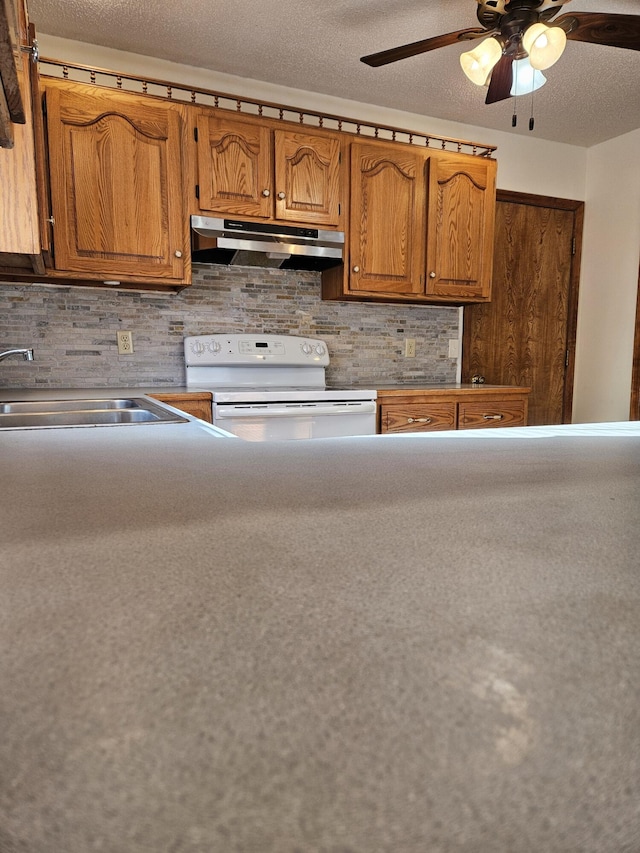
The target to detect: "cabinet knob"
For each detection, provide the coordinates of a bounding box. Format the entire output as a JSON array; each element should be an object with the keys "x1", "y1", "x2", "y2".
[
  {"x1": 352, "y1": 265, "x2": 360, "y2": 273},
  {"x1": 174, "y1": 250, "x2": 183, "y2": 258},
  {"x1": 429, "y1": 271, "x2": 436, "y2": 278},
  {"x1": 277, "y1": 191, "x2": 286, "y2": 200},
  {"x1": 262, "y1": 189, "x2": 270, "y2": 197}
]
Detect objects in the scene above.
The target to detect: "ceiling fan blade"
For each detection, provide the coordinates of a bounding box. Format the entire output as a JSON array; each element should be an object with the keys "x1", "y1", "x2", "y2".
[
  {"x1": 555, "y1": 12, "x2": 640, "y2": 51},
  {"x1": 360, "y1": 28, "x2": 486, "y2": 67},
  {"x1": 485, "y1": 54, "x2": 513, "y2": 105}
]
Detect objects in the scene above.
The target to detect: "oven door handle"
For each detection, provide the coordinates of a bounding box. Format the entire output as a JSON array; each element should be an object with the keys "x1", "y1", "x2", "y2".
[{"x1": 215, "y1": 401, "x2": 376, "y2": 418}]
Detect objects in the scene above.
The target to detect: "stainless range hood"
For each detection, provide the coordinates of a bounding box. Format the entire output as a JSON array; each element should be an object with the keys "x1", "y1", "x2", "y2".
[{"x1": 191, "y1": 216, "x2": 344, "y2": 271}]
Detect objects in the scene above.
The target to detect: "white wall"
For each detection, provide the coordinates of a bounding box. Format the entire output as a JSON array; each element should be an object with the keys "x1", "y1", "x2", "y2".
[
  {"x1": 572, "y1": 129, "x2": 640, "y2": 423},
  {"x1": 37, "y1": 36, "x2": 640, "y2": 421}
]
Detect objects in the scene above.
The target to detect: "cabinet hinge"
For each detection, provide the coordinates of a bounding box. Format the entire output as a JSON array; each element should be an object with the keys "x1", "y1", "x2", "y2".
[
  {"x1": 565, "y1": 349, "x2": 570, "y2": 368},
  {"x1": 194, "y1": 127, "x2": 198, "y2": 143},
  {"x1": 195, "y1": 184, "x2": 200, "y2": 199},
  {"x1": 572, "y1": 237, "x2": 576, "y2": 255}
]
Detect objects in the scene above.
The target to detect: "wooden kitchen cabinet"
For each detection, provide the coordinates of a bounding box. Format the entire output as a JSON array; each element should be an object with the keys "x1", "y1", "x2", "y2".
[
  {"x1": 149, "y1": 392, "x2": 212, "y2": 423},
  {"x1": 344, "y1": 140, "x2": 426, "y2": 296},
  {"x1": 425, "y1": 153, "x2": 496, "y2": 302},
  {"x1": 322, "y1": 139, "x2": 497, "y2": 305},
  {"x1": 194, "y1": 111, "x2": 343, "y2": 227},
  {"x1": 43, "y1": 79, "x2": 190, "y2": 286},
  {"x1": 377, "y1": 386, "x2": 529, "y2": 433},
  {"x1": 0, "y1": 47, "x2": 46, "y2": 275}
]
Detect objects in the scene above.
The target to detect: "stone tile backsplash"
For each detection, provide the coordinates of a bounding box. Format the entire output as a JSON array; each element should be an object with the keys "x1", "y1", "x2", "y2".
[{"x1": 0, "y1": 266, "x2": 459, "y2": 389}]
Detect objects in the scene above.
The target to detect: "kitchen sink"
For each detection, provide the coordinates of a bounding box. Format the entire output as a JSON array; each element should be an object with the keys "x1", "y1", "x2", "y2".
[
  {"x1": 0, "y1": 397, "x2": 188, "y2": 430},
  {"x1": 0, "y1": 398, "x2": 143, "y2": 414}
]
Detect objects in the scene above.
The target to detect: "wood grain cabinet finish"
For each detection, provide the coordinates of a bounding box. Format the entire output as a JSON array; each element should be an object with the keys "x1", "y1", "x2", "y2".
[
  {"x1": 194, "y1": 112, "x2": 343, "y2": 227},
  {"x1": 0, "y1": 49, "x2": 43, "y2": 273},
  {"x1": 457, "y1": 399, "x2": 526, "y2": 429},
  {"x1": 380, "y1": 402, "x2": 456, "y2": 433},
  {"x1": 425, "y1": 153, "x2": 496, "y2": 302},
  {"x1": 322, "y1": 138, "x2": 497, "y2": 305},
  {"x1": 148, "y1": 392, "x2": 212, "y2": 423},
  {"x1": 44, "y1": 80, "x2": 189, "y2": 284},
  {"x1": 377, "y1": 387, "x2": 529, "y2": 434},
  {"x1": 347, "y1": 140, "x2": 425, "y2": 296}
]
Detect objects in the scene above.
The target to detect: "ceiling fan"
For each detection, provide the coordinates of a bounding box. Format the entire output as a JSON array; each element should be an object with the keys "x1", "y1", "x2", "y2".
[{"x1": 361, "y1": 0, "x2": 640, "y2": 105}]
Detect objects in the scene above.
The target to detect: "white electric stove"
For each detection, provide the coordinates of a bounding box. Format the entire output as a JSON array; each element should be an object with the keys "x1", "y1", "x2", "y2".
[{"x1": 184, "y1": 334, "x2": 377, "y2": 441}]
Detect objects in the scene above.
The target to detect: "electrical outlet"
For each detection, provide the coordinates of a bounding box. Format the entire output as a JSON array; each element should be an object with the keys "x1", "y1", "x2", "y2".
[
  {"x1": 448, "y1": 339, "x2": 460, "y2": 358},
  {"x1": 117, "y1": 330, "x2": 134, "y2": 355},
  {"x1": 404, "y1": 338, "x2": 416, "y2": 358}
]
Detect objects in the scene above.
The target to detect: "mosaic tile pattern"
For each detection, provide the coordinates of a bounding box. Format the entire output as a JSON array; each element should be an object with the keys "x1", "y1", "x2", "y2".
[{"x1": 0, "y1": 266, "x2": 459, "y2": 389}]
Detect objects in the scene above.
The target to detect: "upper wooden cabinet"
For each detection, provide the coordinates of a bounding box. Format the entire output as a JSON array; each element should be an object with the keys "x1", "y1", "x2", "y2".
[
  {"x1": 0, "y1": 48, "x2": 46, "y2": 275},
  {"x1": 347, "y1": 141, "x2": 425, "y2": 296},
  {"x1": 194, "y1": 111, "x2": 343, "y2": 227},
  {"x1": 425, "y1": 153, "x2": 496, "y2": 302},
  {"x1": 44, "y1": 79, "x2": 189, "y2": 285},
  {"x1": 322, "y1": 138, "x2": 497, "y2": 305}
]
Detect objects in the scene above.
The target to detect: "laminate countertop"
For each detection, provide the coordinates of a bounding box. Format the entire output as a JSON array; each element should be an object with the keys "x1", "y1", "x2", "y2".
[{"x1": 1, "y1": 410, "x2": 639, "y2": 853}]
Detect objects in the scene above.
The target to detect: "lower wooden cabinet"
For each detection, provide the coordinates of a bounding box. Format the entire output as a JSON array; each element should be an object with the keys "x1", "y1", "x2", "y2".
[
  {"x1": 377, "y1": 386, "x2": 530, "y2": 434},
  {"x1": 149, "y1": 392, "x2": 212, "y2": 423}
]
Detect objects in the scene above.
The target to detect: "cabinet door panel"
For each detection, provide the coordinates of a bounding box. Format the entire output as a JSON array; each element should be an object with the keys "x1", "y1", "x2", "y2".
[
  {"x1": 196, "y1": 114, "x2": 272, "y2": 218},
  {"x1": 350, "y1": 142, "x2": 425, "y2": 295},
  {"x1": 458, "y1": 400, "x2": 526, "y2": 429},
  {"x1": 46, "y1": 83, "x2": 185, "y2": 280},
  {"x1": 274, "y1": 130, "x2": 341, "y2": 226},
  {"x1": 426, "y1": 154, "x2": 496, "y2": 301}
]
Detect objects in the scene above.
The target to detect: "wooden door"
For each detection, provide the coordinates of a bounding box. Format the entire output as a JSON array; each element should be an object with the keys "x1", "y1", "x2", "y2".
[
  {"x1": 462, "y1": 191, "x2": 583, "y2": 425},
  {"x1": 425, "y1": 152, "x2": 496, "y2": 302},
  {"x1": 196, "y1": 113, "x2": 272, "y2": 219},
  {"x1": 45, "y1": 82, "x2": 186, "y2": 281},
  {"x1": 349, "y1": 141, "x2": 425, "y2": 295},
  {"x1": 273, "y1": 129, "x2": 341, "y2": 226}
]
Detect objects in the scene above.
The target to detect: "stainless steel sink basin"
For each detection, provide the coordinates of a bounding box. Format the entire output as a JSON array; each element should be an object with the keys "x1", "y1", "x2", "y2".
[
  {"x1": 0, "y1": 397, "x2": 188, "y2": 430},
  {"x1": 0, "y1": 398, "x2": 142, "y2": 414}
]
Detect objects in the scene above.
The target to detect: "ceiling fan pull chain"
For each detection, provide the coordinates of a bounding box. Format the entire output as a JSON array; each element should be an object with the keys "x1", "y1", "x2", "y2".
[{"x1": 529, "y1": 90, "x2": 535, "y2": 132}]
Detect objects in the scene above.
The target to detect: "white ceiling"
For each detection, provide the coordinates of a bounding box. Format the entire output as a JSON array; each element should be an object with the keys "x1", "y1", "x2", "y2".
[{"x1": 28, "y1": 0, "x2": 640, "y2": 147}]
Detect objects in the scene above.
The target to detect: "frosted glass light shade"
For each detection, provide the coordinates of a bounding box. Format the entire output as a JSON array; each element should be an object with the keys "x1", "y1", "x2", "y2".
[
  {"x1": 510, "y1": 57, "x2": 547, "y2": 96},
  {"x1": 522, "y1": 23, "x2": 567, "y2": 70},
  {"x1": 460, "y1": 37, "x2": 502, "y2": 86}
]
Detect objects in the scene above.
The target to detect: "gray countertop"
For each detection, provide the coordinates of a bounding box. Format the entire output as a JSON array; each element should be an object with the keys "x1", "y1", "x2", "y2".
[{"x1": 1, "y1": 412, "x2": 640, "y2": 852}]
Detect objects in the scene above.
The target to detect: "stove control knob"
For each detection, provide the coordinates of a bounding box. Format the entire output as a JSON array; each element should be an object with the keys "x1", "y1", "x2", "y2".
[
  {"x1": 191, "y1": 340, "x2": 206, "y2": 355},
  {"x1": 301, "y1": 343, "x2": 313, "y2": 355},
  {"x1": 207, "y1": 340, "x2": 221, "y2": 354},
  {"x1": 315, "y1": 344, "x2": 326, "y2": 356}
]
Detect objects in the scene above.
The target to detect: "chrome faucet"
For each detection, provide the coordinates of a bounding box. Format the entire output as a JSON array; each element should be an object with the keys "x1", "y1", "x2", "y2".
[{"x1": 0, "y1": 348, "x2": 34, "y2": 362}]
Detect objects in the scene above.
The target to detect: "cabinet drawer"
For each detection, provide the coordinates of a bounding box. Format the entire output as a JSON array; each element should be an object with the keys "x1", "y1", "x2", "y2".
[
  {"x1": 380, "y1": 403, "x2": 456, "y2": 433},
  {"x1": 458, "y1": 400, "x2": 526, "y2": 429}
]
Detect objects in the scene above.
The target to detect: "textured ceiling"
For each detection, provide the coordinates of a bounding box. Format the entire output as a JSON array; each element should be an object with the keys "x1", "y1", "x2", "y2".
[{"x1": 28, "y1": 0, "x2": 640, "y2": 147}]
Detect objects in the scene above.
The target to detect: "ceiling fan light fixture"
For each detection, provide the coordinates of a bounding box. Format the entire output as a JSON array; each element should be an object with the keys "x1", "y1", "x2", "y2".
[
  {"x1": 522, "y1": 23, "x2": 567, "y2": 70},
  {"x1": 460, "y1": 37, "x2": 502, "y2": 86},
  {"x1": 510, "y1": 57, "x2": 547, "y2": 96}
]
